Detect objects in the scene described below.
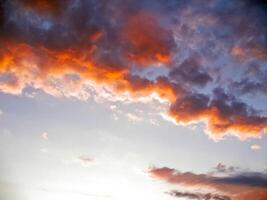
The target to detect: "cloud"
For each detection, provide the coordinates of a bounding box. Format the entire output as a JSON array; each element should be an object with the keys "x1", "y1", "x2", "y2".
[
  {"x1": 41, "y1": 132, "x2": 48, "y2": 140},
  {"x1": 169, "y1": 57, "x2": 213, "y2": 87},
  {"x1": 168, "y1": 190, "x2": 231, "y2": 200},
  {"x1": 213, "y1": 163, "x2": 239, "y2": 175},
  {"x1": 231, "y1": 69, "x2": 267, "y2": 96},
  {"x1": 121, "y1": 12, "x2": 175, "y2": 65},
  {"x1": 251, "y1": 144, "x2": 261, "y2": 151},
  {"x1": 17, "y1": 0, "x2": 66, "y2": 16},
  {"x1": 149, "y1": 166, "x2": 267, "y2": 200},
  {"x1": 40, "y1": 147, "x2": 47, "y2": 153},
  {"x1": 126, "y1": 113, "x2": 143, "y2": 123},
  {"x1": 76, "y1": 156, "x2": 94, "y2": 167},
  {"x1": 169, "y1": 88, "x2": 267, "y2": 140},
  {"x1": 1, "y1": 0, "x2": 267, "y2": 139},
  {"x1": 63, "y1": 155, "x2": 94, "y2": 167}
]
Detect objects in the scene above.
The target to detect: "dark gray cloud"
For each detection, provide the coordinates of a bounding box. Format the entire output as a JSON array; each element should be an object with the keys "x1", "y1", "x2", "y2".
[
  {"x1": 169, "y1": 190, "x2": 231, "y2": 200},
  {"x1": 214, "y1": 172, "x2": 267, "y2": 188},
  {"x1": 213, "y1": 163, "x2": 239, "y2": 174},
  {"x1": 169, "y1": 57, "x2": 212, "y2": 87},
  {"x1": 232, "y1": 69, "x2": 267, "y2": 95}
]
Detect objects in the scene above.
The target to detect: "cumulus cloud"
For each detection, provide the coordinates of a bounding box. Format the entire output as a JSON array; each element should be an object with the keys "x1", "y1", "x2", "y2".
[
  {"x1": 149, "y1": 166, "x2": 267, "y2": 200},
  {"x1": 1, "y1": 0, "x2": 267, "y2": 139}
]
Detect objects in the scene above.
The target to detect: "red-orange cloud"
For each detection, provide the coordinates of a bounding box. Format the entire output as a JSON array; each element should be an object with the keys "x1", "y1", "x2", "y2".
[
  {"x1": 1, "y1": 0, "x2": 267, "y2": 140},
  {"x1": 121, "y1": 12, "x2": 174, "y2": 65},
  {"x1": 18, "y1": 0, "x2": 65, "y2": 16}
]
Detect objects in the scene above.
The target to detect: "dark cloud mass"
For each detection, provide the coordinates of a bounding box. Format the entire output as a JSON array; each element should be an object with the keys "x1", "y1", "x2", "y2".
[
  {"x1": 169, "y1": 57, "x2": 213, "y2": 86},
  {"x1": 1, "y1": 0, "x2": 267, "y2": 139},
  {"x1": 232, "y1": 69, "x2": 267, "y2": 95}
]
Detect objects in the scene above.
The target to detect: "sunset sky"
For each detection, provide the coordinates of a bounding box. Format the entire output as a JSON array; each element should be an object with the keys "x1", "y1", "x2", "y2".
[{"x1": 0, "y1": 0, "x2": 267, "y2": 200}]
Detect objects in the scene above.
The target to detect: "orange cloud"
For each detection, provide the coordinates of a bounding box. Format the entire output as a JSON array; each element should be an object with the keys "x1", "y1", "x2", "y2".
[
  {"x1": 1, "y1": 0, "x2": 267, "y2": 140},
  {"x1": 121, "y1": 12, "x2": 173, "y2": 65},
  {"x1": 1, "y1": 40, "x2": 267, "y2": 139},
  {"x1": 18, "y1": 0, "x2": 65, "y2": 16},
  {"x1": 231, "y1": 46, "x2": 267, "y2": 61},
  {"x1": 169, "y1": 90, "x2": 267, "y2": 140}
]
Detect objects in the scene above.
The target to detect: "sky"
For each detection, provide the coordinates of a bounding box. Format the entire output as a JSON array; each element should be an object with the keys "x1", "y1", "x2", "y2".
[{"x1": 0, "y1": 0, "x2": 267, "y2": 200}]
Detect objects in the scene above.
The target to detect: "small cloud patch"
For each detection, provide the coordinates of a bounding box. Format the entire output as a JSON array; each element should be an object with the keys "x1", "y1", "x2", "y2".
[{"x1": 250, "y1": 144, "x2": 261, "y2": 151}]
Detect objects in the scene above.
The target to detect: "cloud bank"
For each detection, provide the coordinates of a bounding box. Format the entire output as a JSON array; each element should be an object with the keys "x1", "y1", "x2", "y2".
[{"x1": 1, "y1": 0, "x2": 267, "y2": 139}]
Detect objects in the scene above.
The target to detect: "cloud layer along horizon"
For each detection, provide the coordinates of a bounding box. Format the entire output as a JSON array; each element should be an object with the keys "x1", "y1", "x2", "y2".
[{"x1": 149, "y1": 165, "x2": 267, "y2": 200}]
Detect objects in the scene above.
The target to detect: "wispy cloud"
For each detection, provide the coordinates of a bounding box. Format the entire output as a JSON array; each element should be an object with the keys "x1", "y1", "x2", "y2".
[
  {"x1": 66, "y1": 155, "x2": 95, "y2": 168},
  {"x1": 77, "y1": 156, "x2": 94, "y2": 167}
]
